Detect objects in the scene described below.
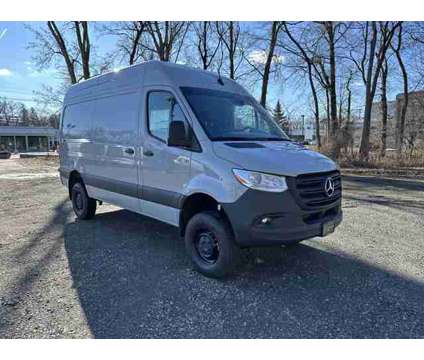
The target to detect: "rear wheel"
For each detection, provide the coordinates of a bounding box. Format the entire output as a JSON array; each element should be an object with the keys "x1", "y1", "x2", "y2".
[
  {"x1": 185, "y1": 211, "x2": 239, "y2": 278},
  {"x1": 71, "y1": 182, "x2": 97, "y2": 220}
]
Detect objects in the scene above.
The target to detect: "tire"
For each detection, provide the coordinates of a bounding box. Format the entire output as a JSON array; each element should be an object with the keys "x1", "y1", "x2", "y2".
[
  {"x1": 283, "y1": 239, "x2": 304, "y2": 247},
  {"x1": 184, "y1": 211, "x2": 239, "y2": 278},
  {"x1": 71, "y1": 181, "x2": 97, "y2": 220}
]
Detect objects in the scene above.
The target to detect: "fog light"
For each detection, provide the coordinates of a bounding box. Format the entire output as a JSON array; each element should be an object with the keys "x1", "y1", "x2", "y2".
[{"x1": 261, "y1": 217, "x2": 272, "y2": 225}]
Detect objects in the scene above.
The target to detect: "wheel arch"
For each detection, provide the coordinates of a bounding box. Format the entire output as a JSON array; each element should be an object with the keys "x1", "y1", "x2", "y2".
[{"x1": 179, "y1": 192, "x2": 234, "y2": 237}]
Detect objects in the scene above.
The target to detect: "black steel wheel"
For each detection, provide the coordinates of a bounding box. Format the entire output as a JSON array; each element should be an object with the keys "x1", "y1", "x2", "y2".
[
  {"x1": 71, "y1": 181, "x2": 97, "y2": 220},
  {"x1": 195, "y1": 231, "x2": 219, "y2": 264},
  {"x1": 185, "y1": 211, "x2": 239, "y2": 278}
]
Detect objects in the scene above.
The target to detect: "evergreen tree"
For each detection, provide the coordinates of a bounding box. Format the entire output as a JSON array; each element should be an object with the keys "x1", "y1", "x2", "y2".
[{"x1": 273, "y1": 100, "x2": 289, "y2": 133}]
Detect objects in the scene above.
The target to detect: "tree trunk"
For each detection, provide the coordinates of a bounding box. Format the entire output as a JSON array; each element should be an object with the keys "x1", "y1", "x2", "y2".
[
  {"x1": 202, "y1": 22, "x2": 208, "y2": 69},
  {"x1": 309, "y1": 63, "x2": 321, "y2": 148},
  {"x1": 380, "y1": 60, "x2": 388, "y2": 157},
  {"x1": 47, "y1": 21, "x2": 77, "y2": 84},
  {"x1": 347, "y1": 85, "x2": 353, "y2": 156},
  {"x1": 359, "y1": 22, "x2": 378, "y2": 160},
  {"x1": 260, "y1": 22, "x2": 279, "y2": 107},
  {"x1": 359, "y1": 21, "x2": 399, "y2": 160},
  {"x1": 228, "y1": 22, "x2": 235, "y2": 79},
  {"x1": 346, "y1": 84, "x2": 352, "y2": 123},
  {"x1": 129, "y1": 22, "x2": 144, "y2": 65},
  {"x1": 308, "y1": 69, "x2": 321, "y2": 149},
  {"x1": 325, "y1": 88, "x2": 331, "y2": 141},
  {"x1": 74, "y1": 21, "x2": 90, "y2": 80},
  {"x1": 216, "y1": 21, "x2": 240, "y2": 79},
  {"x1": 282, "y1": 22, "x2": 321, "y2": 148},
  {"x1": 326, "y1": 22, "x2": 340, "y2": 158},
  {"x1": 148, "y1": 21, "x2": 167, "y2": 61},
  {"x1": 393, "y1": 24, "x2": 408, "y2": 154}
]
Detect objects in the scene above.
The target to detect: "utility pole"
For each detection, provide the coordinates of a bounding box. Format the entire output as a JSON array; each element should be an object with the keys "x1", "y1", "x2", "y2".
[{"x1": 301, "y1": 114, "x2": 305, "y2": 140}]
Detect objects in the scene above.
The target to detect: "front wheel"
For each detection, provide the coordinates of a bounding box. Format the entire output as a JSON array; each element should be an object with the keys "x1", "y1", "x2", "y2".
[
  {"x1": 184, "y1": 211, "x2": 239, "y2": 278},
  {"x1": 71, "y1": 181, "x2": 97, "y2": 220}
]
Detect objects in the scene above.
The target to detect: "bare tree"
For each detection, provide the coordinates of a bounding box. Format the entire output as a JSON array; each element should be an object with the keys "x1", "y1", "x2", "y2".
[
  {"x1": 28, "y1": 21, "x2": 95, "y2": 84},
  {"x1": 391, "y1": 23, "x2": 409, "y2": 154},
  {"x1": 281, "y1": 22, "x2": 321, "y2": 147},
  {"x1": 46, "y1": 21, "x2": 77, "y2": 84},
  {"x1": 22, "y1": 20, "x2": 424, "y2": 162},
  {"x1": 323, "y1": 22, "x2": 338, "y2": 144},
  {"x1": 193, "y1": 22, "x2": 221, "y2": 70},
  {"x1": 380, "y1": 58, "x2": 389, "y2": 157},
  {"x1": 74, "y1": 22, "x2": 90, "y2": 80},
  {"x1": 100, "y1": 21, "x2": 147, "y2": 65},
  {"x1": 344, "y1": 69, "x2": 354, "y2": 123},
  {"x1": 242, "y1": 22, "x2": 283, "y2": 107},
  {"x1": 33, "y1": 84, "x2": 66, "y2": 112},
  {"x1": 305, "y1": 21, "x2": 345, "y2": 156},
  {"x1": 344, "y1": 71, "x2": 355, "y2": 155},
  {"x1": 350, "y1": 21, "x2": 400, "y2": 160},
  {"x1": 404, "y1": 95, "x2": 424, "y2": 156},
  {"x1": 216, "y1": 22, "x2": 241, "y2": 79},
  {"x1": 144, "y1": 21, "x2": 189, "y2": 62},
  {"x1": 260, "y1": 22, "x2": 282, "y2": 107},
  {"x1": 0, "y1": 98, "x2": 20, "y2": 126}
]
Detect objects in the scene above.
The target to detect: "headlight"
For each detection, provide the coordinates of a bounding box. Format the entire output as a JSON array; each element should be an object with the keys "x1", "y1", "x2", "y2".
[{"x1": 232, "y1": 169, "x2": 288, "y2": 192}]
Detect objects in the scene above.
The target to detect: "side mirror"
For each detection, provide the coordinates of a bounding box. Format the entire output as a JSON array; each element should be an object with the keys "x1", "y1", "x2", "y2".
[{"x1": 168, "y1": 120, "x2": 192, "y2": 148}]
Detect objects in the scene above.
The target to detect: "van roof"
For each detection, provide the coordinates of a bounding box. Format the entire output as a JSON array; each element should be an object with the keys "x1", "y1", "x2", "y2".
[{"x1": 64, "y1": 60, "x2": 249, "y2": 105}]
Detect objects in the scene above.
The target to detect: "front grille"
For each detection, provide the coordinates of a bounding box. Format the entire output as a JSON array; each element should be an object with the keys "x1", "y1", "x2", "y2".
[
  {"x1": 290, "y1": 170, "x2": 342, "y2": 210},
  {"x1": 303, "y1": 205, "x2": 340, "y2": 224}
]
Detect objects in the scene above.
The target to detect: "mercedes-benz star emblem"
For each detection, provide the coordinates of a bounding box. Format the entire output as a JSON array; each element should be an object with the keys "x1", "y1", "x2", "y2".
[{"x1": 324, "y1": 177, "x2": 335, "y2": 197}]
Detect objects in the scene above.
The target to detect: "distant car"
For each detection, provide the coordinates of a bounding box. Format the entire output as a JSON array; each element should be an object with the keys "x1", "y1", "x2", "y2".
[{"x1": 0, "y1": 150, "x2": 11, "y2": 159}]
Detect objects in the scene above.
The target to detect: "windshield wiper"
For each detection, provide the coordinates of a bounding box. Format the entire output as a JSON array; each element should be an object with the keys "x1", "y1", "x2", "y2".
[
  {"x1": 212, "y1": 136, "x2": 291, "y2": 142},
  {"x1": 211, "y1": 137, "x2": 253, "y2": 141},
  {"x1": 258, "y1": 137, "x2": 292, "y2": 141}
]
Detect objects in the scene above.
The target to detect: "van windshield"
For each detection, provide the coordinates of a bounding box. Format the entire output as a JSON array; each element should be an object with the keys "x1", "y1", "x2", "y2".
[{"x1": 180, "y1": 87, "x2": 290, "y2": 141}]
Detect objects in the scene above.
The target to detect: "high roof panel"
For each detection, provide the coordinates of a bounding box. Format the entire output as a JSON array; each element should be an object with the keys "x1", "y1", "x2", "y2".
[{"x1": 64, "y1": 60, "x2": 248, "y2": 104}]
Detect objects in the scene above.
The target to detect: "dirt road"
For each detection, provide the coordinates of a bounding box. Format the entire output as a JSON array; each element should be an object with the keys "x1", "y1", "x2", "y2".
[{"x1": 0, "y1": 157, "x2": 423, "y2": 338}]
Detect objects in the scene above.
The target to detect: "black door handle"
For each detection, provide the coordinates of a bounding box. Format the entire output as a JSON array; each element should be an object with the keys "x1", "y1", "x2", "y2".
[
  {"x1": 125, "y1": 148, "x2": 135, "y2": 155},
  {"x1": 143, "y1": 149, "x2": 154, "y2": 157}
]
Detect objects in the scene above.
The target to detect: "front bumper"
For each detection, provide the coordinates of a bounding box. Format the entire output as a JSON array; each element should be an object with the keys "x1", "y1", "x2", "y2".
[{"x1": 222, "y1": 188, "x2": 342, "y2": 247}]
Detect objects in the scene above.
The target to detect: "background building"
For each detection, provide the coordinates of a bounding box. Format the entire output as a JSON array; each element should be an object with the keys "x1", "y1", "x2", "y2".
[
  {"x1": 287, "y1": 121, "x2": 315, "y2": 143},
  {"x1": 0, "y1": 126, "x2": 58, "y2": 152}
]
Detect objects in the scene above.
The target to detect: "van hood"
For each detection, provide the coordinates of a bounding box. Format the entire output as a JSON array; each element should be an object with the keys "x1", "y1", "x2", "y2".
[{"x1": 213, "y1": 141, "x2": 337, "y2": 177}]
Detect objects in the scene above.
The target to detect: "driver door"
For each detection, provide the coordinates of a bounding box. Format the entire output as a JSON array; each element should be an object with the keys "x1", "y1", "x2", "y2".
[{"x1": 140, "y1": 88, "x2": 192, "y2": 226}]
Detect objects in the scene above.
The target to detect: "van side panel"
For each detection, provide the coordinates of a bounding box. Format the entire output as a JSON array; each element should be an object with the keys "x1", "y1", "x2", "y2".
[
  {"x1": 61, "y1": 101, "x2": 93, "y2": 178},
  {"x1": 86, "y1": 185, "x2": 140, "y2": 213},
  {"x1": 85, "y1": 91, "x2": 140, "y2": 211}
]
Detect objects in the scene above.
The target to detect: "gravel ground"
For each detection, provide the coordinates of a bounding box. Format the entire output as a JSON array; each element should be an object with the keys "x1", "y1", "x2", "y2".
[{"x1": 0, "y1": 157, "x2": 423, "y2": 338}]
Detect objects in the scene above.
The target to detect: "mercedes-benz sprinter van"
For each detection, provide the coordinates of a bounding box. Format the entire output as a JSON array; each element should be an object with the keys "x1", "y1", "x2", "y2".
[{"x1": 59, "y1": 61, "x2": 342, "y2": 278}]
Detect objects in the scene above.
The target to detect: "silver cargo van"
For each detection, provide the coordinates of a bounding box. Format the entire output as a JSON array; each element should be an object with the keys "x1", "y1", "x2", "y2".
[{"x1": 59, "y1": 61, "x2": 342, "y2": 278}]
